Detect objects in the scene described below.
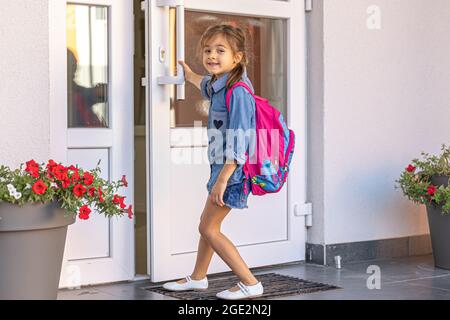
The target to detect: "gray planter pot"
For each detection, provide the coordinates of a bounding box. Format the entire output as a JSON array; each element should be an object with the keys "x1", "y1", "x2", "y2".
[
  {"x1": 430, "y1": 175, "x2": 449, "y2": 188},
  {"x1": 0, "y1": 201, "x2": 75, "y2": 300},
  {"x1": 426, "y1": 175, "x2": 450, "y2": 270}
]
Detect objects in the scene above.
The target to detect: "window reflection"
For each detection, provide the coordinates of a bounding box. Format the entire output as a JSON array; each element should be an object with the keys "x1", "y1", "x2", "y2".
[
  {"x1": 170, "y1": 11, "x2": 287, "y2": 128},
  {"x1": 67, "y1": 4, "x2": 109, "y2": 128}
]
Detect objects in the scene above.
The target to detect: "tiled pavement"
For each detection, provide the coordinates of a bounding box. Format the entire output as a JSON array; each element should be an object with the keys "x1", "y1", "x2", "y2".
[{"x1": 58, "y1": 255, "x2": 450, "y2": 300}]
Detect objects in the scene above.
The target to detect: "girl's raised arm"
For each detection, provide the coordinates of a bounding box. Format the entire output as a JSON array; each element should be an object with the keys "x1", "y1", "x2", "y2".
[{"x1": 178, "y1": 60, "x2": 203, "y2": 90}]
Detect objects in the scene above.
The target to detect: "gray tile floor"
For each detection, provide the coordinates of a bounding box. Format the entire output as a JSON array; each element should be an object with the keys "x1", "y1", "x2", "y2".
[{"x1": 58, "y1": 254, "x2": 450, "y2": 300}]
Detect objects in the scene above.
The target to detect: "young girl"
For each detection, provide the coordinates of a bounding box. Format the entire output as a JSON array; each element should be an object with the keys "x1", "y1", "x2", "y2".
[{"x1": 162, "y1": 24, "x2": 263, "y2": 300}]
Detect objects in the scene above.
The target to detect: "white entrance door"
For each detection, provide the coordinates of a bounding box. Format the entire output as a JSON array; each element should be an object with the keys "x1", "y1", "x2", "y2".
[
  {"x1": 51, "y1": 0, "x2": 134, "y2": 287},
  {"x1": 145, "y1": 0, "x2": 307, "y2": 282}
]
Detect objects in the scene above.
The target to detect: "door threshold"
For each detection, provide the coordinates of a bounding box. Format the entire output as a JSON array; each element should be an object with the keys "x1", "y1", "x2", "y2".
[{"x1": 132, "y1": 274, "x2": 151, "y2": 281}]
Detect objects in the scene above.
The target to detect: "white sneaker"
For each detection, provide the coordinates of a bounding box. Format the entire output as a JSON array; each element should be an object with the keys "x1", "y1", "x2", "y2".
[
  {"x1": 216, "y1": 281, "x2": 264, "y2": 300},
  {"x1": 162, "y1": 275, "x2": 208, "y2": 291}
]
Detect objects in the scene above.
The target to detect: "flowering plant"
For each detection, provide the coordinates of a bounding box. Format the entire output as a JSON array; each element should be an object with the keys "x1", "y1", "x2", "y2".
[
  {"x1": 0, "y1": 159, "x2": 132, "y2": 220},
  {"x1": 395, "y1": 144, "x2": 450, "y2": 214}
]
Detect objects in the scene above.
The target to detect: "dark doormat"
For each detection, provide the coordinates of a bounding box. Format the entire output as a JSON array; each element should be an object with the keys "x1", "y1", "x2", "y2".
[{"x1": 143, "y1": 273, "x2": 340, "y2": 300}]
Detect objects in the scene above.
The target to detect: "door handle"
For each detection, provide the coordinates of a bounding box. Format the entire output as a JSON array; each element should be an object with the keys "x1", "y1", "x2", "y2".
[{"x1": 156, "y1": 0, "x2": 185, "y2": 100}]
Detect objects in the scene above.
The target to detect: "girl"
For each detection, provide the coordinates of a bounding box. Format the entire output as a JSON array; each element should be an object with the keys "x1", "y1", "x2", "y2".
[{"x1": 162, "y1": 24, "x2": 263, "y2": 300}]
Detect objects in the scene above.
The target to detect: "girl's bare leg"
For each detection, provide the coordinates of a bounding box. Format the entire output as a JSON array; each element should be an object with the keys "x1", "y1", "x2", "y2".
[
  {"x1": 176, "y1": 197, "x2": 219, "y2": 283},
  {"x1": 176, "y1": 197, "x2": 259, "y2": 290},
  {"x1": 175, "y1": 235, "x2": 214, "y2": 283},
  {"x1": 198, "y1": 197, "x2": 259, "y2": 289}
]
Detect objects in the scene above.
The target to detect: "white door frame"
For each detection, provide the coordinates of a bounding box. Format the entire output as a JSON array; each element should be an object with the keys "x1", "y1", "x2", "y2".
[
  {"x1": 145, "y1": 0, "x2": 307, "y2": 282},
  {"x1": 49, "y1": 0, "x2": 135, "y2": 287}
]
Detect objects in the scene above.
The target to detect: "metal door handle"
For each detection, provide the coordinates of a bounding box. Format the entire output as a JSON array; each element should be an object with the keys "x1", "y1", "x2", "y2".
[{"x1": 156, "y1": 0, "x2": 185, "y2": 100}]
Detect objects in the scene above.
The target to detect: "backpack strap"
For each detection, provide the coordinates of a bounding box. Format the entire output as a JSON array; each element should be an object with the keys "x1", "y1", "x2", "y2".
[{"x1": 225, "y1": 81, "x2": 254, "y2": 112}]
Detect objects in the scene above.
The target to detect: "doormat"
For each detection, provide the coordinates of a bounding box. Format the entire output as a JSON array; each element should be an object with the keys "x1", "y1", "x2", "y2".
[{"x1": 143, "y1": 273, "x2": 340, "y2": 300}]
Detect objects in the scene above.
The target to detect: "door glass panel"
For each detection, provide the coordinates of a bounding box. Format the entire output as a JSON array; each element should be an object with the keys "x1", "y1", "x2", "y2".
[
  {"x1": 67, "y1": 4, "x2": 109, "y2": 128},
  {"x1": 171, "y1": 11, "x2": 287, "y2": 128}
]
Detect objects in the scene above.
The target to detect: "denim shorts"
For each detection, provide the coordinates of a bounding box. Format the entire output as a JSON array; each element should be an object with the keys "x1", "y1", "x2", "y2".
[{"x1": 207, "y1": 180, "x2": 251, "y2": 209}]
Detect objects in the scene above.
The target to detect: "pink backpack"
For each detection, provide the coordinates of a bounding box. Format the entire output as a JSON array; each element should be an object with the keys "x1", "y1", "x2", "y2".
[{"x1": 226, "y1": 82, "x2": 296, "y2": 196}]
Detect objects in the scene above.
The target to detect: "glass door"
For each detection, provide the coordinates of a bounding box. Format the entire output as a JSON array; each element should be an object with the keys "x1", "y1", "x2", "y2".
[{"x1": 145, "y1": 0, "x2": 306, "y2": 282}]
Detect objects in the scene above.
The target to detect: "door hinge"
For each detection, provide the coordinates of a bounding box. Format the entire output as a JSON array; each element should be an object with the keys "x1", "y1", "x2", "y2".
[
  {"x1": 305, "y1": 0, "x2": 313, "y2": 12},
  {"x1": 293, "y1": 202, "x2": 313, "y2": 227},
  {"x1": 140, "y1": 0, "x2": 147, "y2": 12},
  {"x1": 141, "y1": 77, "x2": 147, "y2": 87}
]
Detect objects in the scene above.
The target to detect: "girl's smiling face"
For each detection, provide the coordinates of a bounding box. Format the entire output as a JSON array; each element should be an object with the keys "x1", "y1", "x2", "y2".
[{"x1": 202, "y1": 34, "x2": 242, "y2": 78}]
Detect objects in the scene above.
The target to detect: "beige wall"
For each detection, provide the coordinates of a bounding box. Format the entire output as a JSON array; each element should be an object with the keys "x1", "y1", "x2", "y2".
[
  {"x1": 308, "y1": 0, "x2": 450, "y2": 245},
  {"x1": 0, "y1": 0, "x2": 50, "y2": 168}
]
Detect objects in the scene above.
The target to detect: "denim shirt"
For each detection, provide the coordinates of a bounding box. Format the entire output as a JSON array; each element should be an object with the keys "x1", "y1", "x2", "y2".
[{"x1": 200, "y1": 69, "x2": 256, "y2": 192}]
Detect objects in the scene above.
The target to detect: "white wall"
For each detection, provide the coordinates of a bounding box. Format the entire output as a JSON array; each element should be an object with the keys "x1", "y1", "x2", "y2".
[
  {"x1": 308, "y1": 0, "x2": 450, "y2": 245},
  {"x1": 0, "y1": 0, "x2": 50, "y2": 168},
  {"x1": 0, "y1": 0, "x2": 448, "y2": 250},
  {"x1": 307, "y1": 0, "x2": 326, "y2": 245}
]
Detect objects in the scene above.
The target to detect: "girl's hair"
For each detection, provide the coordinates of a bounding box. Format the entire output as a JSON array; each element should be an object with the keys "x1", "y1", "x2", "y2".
[{"x1": 198, "y1": 24, "x2": 249, "y2": 89}]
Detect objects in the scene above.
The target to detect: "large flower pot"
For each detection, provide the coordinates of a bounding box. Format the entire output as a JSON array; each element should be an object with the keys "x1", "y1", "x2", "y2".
[
  {"x1": 0, "y1": 201, "x2": 75, "y2": 300},
  {"x1": 426, "y1": 175, "x2": 450, "y2": 270}
]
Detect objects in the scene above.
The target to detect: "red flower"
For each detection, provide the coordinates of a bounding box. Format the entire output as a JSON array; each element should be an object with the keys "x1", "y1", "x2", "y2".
[
  {"x1": 61, "y1": 178, "x2": 71, "y2": 189},
  {"x1": 46, "y1": 159, "x2": 58, "y2": 172},
  {"x1": 68, "y1": 165, "x2": 78, "y2": 171},
  {"x1": 113, "y1": 194, "x2": 126, "y2": 209},
  {"x1": 121, "y1": 175, "x2": 128, "y2": 187},
  {"x1": 113, "y1": 194, "x2": 121, "y2": 204},
  {"x1": 127, "y1": 205, "x2": 133, "y2": 219},
  {"x1": 427, "y1": 185, "x2": 437, "y2": 196},
  {"x1": 25, "y1": 160, "x2": 40, "y2": 178},
  {"x1": 26, "y1": 159, "x2": 39, "y2": 170},
  {"x1": 32, "y1": 180, "x2": 47, "y2": 195},
  {"x1": 57, "y1": 171, "x2": 69, "y2": 182},
  {"x1": 83, "y1": 172, "x2": 94, "y2": 186},
  {"x1": 88, "y1": 187, "x2": 96, "y2": 197},
  {"x1": 98, "y1": 187, "x2": 105, "y2": 203},
  {"x1": 406, "y1": 165, "x2": 416, "y2": 173},
  {"x1": 29, "y1": 170, "x2": 39, "y2": 178},
  {"x1": 71, "y1": 170, "x2": 80, "y2": 183},
  {"x1": 73, "y1": 184, "x2": 87, "y2": 197},
  {"x1": 78, "y1": 205, "x2": 91, "y2": 220},
  {"x1": 50, "y1": 164, "x2": 68, "y2": 181}
]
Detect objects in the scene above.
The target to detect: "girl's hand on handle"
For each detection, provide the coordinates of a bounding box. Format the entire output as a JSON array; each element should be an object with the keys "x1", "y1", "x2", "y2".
[
  {"x1": 178, "y1": 60, "x2": 203, "y2": 90},
  {"x1": 178, "y1": 60, "x2": 193, "y2": 80},
  {"x1": 209, "y1": 180, "x2": 227, "y2": 207}
]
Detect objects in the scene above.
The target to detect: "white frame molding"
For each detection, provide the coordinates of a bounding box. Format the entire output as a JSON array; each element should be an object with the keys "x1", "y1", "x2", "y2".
[
  {"x1": 49, "y1": 0, "x2": 68, "y2": 163},
  {"x1": 48, "y1": 0, "x2": 135, "y2": 287}
]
